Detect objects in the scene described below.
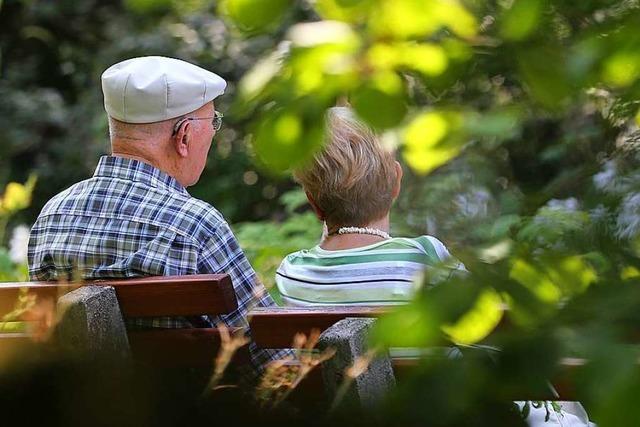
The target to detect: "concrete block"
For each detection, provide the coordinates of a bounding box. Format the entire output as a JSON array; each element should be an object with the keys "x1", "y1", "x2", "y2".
[
  {"x1": 318, "y1": 317, "x2": 395, "y2": 410},
  {"x1": 55, "y1": 285, "x2": 130, "y2": 360}
]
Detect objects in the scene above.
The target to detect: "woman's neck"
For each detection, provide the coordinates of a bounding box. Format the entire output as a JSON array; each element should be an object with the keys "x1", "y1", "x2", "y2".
[{"x1": 320, "y1": 216, "x2": 390, "y2": 251}]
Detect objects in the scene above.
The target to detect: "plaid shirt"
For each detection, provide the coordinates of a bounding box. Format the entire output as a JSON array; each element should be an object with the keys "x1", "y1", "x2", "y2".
[{"x1": 28, "y1": 155, "x2": 285, "y2": 369}]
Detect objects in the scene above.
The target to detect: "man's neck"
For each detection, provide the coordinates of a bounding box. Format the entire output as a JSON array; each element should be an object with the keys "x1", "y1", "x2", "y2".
[{"x1": 111, "y1": 143, "x2": 175, "y2": 180}]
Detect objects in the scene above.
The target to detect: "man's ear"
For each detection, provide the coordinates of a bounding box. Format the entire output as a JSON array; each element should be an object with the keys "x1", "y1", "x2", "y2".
[
  {"x1": 305, "y1": 191, "x2": 325, "y2": 221},
  {"x1": 391, "y1": 160, "x2": 403, "y2": 199},
  {"x1": 173, "y1": 120, "x2": 191, "y2": 158}
]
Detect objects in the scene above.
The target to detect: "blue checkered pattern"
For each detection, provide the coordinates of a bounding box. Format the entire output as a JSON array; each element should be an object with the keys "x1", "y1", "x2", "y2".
[{"x1": 28, "y1": 155, "x2": 286, "y2": 369}]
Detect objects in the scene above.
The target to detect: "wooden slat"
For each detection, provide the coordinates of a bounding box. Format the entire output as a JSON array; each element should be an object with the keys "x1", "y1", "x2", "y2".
[
  {"x1": 95, "y1": 274, "x2": 237, "y2": 317},
  {"x1": 250, "y1": 306, "x2": 388, "y2": 348},
  {"x1": 0, "y1": 274, "x2": 237, "y2": 319},
  {"x1": 127, "y1": 327, "x2": 247, "y2": 367}
]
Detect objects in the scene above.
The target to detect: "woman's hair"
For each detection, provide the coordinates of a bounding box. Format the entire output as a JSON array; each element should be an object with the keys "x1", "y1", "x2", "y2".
[{"x1": 293, "y1": 107, "x2": 398, "y2": 228}]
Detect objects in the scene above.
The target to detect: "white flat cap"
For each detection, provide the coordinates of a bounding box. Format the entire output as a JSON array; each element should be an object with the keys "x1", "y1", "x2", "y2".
[{"x1": 101, "y1": 56, "x2": 226, "y2": 123}]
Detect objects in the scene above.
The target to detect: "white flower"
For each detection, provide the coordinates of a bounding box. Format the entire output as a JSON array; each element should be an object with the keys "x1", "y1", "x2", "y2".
[
  {"x1": 593, "y1": 160, "x2": 617, "y2": 192},
  {"x1": 453, "y1": 188, "x2": 491, "y2": 218},
  {"x1": 9, "y1": 224, "x2": 30, "y2": 265},
  {"x1": 547, "y1": 197, "x2": 579, "y2": 212}
]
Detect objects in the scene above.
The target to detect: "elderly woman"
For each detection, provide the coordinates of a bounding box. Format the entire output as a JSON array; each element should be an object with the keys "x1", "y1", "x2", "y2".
[
  {"x1": 275, "y1": 107, "x2": 462, "y2": 307},
  {"x1": 274, "y1": 107, "x2": 594, "y2": 427}
]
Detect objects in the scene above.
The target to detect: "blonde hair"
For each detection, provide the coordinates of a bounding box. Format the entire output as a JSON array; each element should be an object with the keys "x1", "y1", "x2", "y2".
[{"x1": 294, "y1": 107, "x2": 398, "y2": 228}]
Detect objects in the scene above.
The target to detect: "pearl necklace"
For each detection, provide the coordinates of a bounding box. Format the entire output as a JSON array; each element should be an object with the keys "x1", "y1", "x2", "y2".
[{"x1": 330, "y1": 226, "x2": 391, "y2": 239}]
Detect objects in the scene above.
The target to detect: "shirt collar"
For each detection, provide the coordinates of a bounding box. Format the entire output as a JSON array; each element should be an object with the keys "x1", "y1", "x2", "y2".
[{"x1": 93, "y1": 156, "x2": 189, "y2": 196}]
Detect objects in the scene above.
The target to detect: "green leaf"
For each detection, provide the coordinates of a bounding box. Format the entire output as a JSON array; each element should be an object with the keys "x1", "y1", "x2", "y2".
[
  {"x1": 543, "y1": 255, "x2": 597, "y2": 296},
  {"x1": 220, "y1": 0, "x2": 292, "y2": 34},
  {"x1": 371, "y1": 301, "x2": 440, "y2": 348},
  {"x1": 279, "y1": 189, "x2": 309, "y2": 214},
  {"x1": 462, "y1": 108, "x2": 522, "y2": 139},
  {"x1": 441, "y1": 288, "x2": 504, "y2": 345},
  {"x1": 401, "y1": 111, "x2": 463, "y2": 175},
  {"x1": 314, "y1": 0, "x2": 373, "y2": 23},
  {"x1": 518, "y1": 47, "x2": 572, "y2": 109},
  {"x1": 509, "y1": 258, "x2": 561, "y2": 304},
  {"x1": 252, "y1": 110, "x2": 325, "y2": 173},
  {"x1": 124, "y1": 0, "x2": 172, "y2": 14},
  {"x1": 367, "y1": 42, "x2": 449, "y2": 77},
  {"x1": 237, "y1": 51, "x2": 285, "y2": 106},
  {"x1": 369, "y1": 0, "x2": 477, "y2": 40},
  {"x1": 499, "y1": 0, "x2": 544, "y2": 41},
  {"x1": 285, "y1": 22, "x2": 360, "y2": 96},
  {"x1": 602, "y1": 51, "x2": 640, "y2": 88},
  {"x1": 352, "y1": 72, "x2": 407, "y2": 130}
]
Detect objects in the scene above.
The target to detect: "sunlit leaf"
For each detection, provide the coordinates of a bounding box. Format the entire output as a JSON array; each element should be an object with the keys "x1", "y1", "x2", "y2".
[
  {"x1": 314, "y1": 0, "x2": 373, "y2": 23},
  {"x1": 544, "y1": 255, "x2": 597, "y2": 296},
  {"x1": 366, "y1": 43, "x2": 400, "y2": 71},
  {"x1": 284, "y1": 21, "x2": 360, "y2": 96},
  {"x1": 367, "y1": 42, "x2": 449, "y2": 77},
  {"x1": 1, "y1": 175, "x2": 36, "y2": 214},
  {"x1": 636, "y1": 109, "x2": 640, "y2": 126},
  {"x1": 602, "y1": 52, "x2": 640, "y2": 87},
  {"x1": 401, "y1": 111, "x2": 462, "y2": 175},
  {"x1": 289, "y1": 45, "x2": 358, "y2": 95},
  {"x1": 220, "y1": 0, "x2": 292, "y2": 34},
  {"x1": 478, "y1": 239, "x2": 513, "y2": 264},
  {"x1": 442, "y1": 288, "x2": 504, "y2": 345},
  {"x1": 499, "y1": 0, "x2": 543, "y2": 41},
  {"x1": 509, "y1": 258, "x2": 561, "y2": 304},
  {"x1": 369, "y1": 0, "x2": 477, "y2": 40},
  {"x1": 352, "y1": 72, "x2": 407, "y2": 129},
  {"x1": 237, "y1": 49, "x2": 286, "y2": 105},
  {"x1": 401, "y1": 43, "x2": 448, "y2": 77},
  {"x1": 287, "y1": 20, "x2": 358, "y2": 48},
  {"x1": 621, "y1": 266, "x2": 640, "y2": 280}
]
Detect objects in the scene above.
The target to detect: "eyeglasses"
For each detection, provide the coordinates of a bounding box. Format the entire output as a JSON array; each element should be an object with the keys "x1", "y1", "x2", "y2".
[{"x1": 172, "y1": 111, "x2": 224, "y2": 135}]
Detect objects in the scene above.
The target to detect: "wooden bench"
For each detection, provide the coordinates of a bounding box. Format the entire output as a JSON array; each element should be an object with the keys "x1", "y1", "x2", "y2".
[
  {"x1": 0, "y1": 279, "x2": 582, "y2": 401},
  {"x1": 0, "y1": 274, "x2": 242, "y2": 367},
  {"x1": 249, "y1": 305, "x2": 582, "y2": 400},
  {"x1": 250, "y1": 306, "x2": 388, "y2": 348}
]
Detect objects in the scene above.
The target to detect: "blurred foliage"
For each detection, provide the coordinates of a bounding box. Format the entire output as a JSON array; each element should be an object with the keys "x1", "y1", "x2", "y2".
[
  {"x1": 222, "y1": 0, "x2": 640, "y2": 424},
  {"x1": 0, "y1": 0, "x2": 311, "y2": 225},
  {"x1": 234, "y1": 188, "x2": 319, "y2": 302},
  {"x1": 0, "y1": 178, "x2": 35, "y2": 281},
  {"x1": 3, "y1": 0, "x2": 640, "y2": 424}
]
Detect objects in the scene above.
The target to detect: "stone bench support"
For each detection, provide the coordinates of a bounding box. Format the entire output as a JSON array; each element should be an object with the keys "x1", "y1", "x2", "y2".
[
  {"x1": 318, "y1": 317, "x2": 395, "y2": 410},
  {"x1": 55, "y1": 285, "x2": 130, "y2": 360}
]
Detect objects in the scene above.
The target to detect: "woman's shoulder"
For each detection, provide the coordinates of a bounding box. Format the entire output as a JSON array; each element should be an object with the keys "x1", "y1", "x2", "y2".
[{"x1": 391, "y1": 235, "x2": 453, "y2": 261}]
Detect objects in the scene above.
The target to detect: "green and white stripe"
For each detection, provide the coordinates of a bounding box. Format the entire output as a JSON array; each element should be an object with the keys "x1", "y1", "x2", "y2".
[{"x1": 276, "y1": 235, "x2": 462, "y2": 307}]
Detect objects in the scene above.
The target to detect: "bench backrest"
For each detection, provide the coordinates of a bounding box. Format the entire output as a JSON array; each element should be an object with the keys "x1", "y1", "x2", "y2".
[
  {"x1": 250, "y1": 306, "x2": 389, "y2": 348},
  {"x1": 0, "y1": 274, "x2": 237, "y2": 319},
  {"x1": 0, "y1": 274, "x2": 239, "y2": 367}
]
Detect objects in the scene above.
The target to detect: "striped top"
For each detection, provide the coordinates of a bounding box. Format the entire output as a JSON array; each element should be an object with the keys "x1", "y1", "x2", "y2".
[{"x1": 276, "y1": 235, "x2": 462, "y2": 306}]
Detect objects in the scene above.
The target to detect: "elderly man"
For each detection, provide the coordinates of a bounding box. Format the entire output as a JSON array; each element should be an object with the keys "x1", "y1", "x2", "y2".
[{"x1": 27, "y1": 56, "x2": 279, "y2": 368}]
